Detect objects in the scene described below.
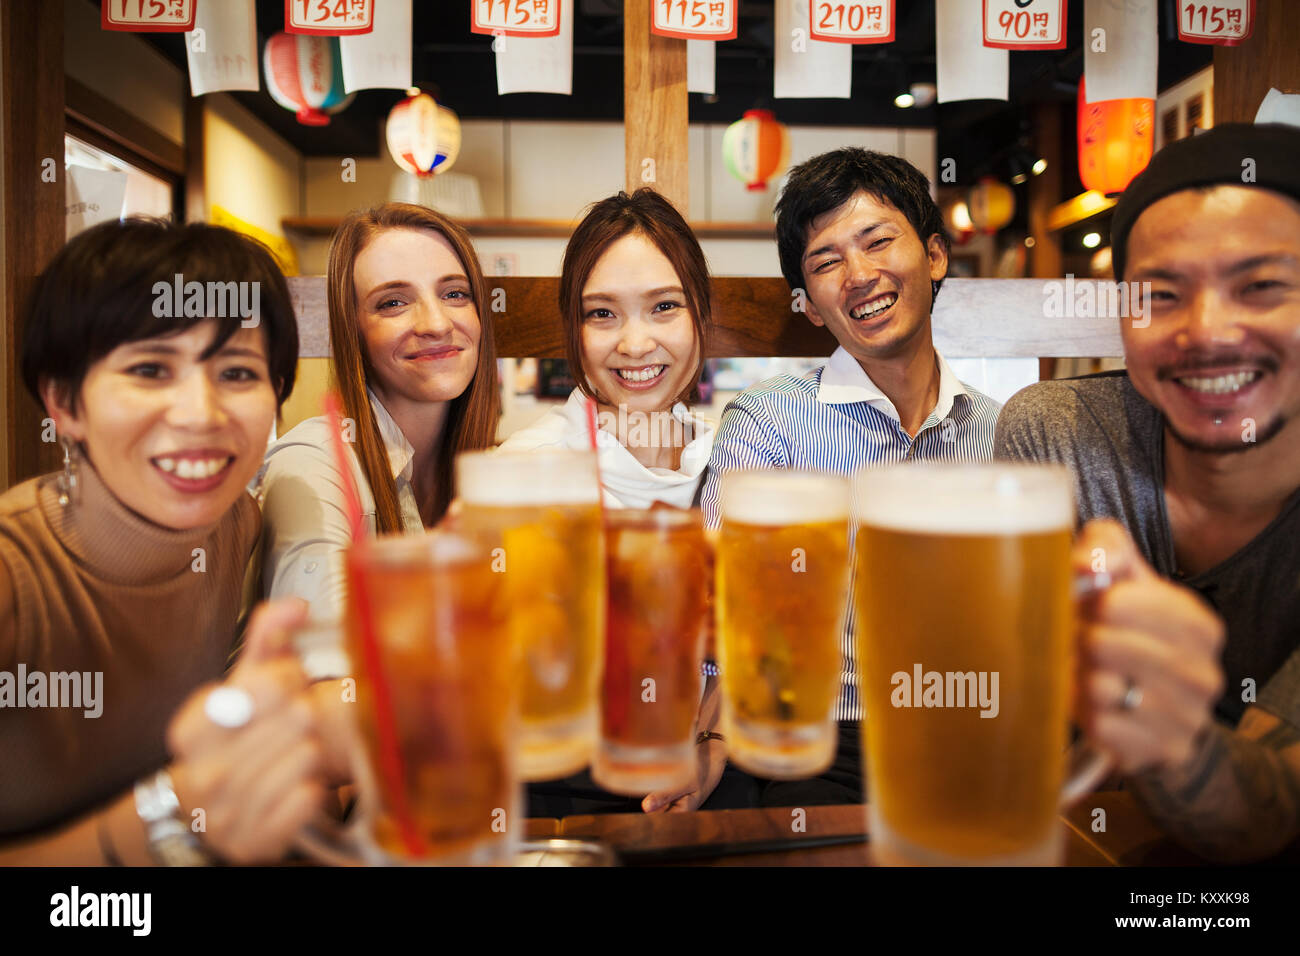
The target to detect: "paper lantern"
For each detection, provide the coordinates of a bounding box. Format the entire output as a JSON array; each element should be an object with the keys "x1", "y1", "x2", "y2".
[
  {"x1": 966, "y1": 178, "x2": 1016, "y2": 234},
  {"x1": 263, "y1": 32, "x2": 353, "y2": 127},
  {"x1": 1077, "y1": 78, "x2": 1154, "y2": 197},
  {"x1": 386, "y1": 93, "x2": 462, "y2": 178},
  {"x1": 721, "y1": 109, "x2": 790, "y2": 192},
  {"x1": 942, "y1": 197, "x2": 975, "y2": 244}
]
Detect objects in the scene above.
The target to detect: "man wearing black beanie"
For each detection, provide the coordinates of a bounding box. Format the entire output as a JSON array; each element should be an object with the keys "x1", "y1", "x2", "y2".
[{"x1": 996, "y1": 123, "x2": 1300, "y2": 862}]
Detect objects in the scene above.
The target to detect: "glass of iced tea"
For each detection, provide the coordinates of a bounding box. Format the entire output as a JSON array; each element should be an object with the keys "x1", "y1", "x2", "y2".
[
  {"x1": 593, "y1": 508, "x2": 710, "y2": 796},
  {"x1": 294, "y1": 529, "x2": 520, "y2": 866},
  {"x1": 716, "y1": 470, "x2": 849, "y2": 779},
  {"x1": 455, "y1": 449, "x2": 605, "y2": 781}
]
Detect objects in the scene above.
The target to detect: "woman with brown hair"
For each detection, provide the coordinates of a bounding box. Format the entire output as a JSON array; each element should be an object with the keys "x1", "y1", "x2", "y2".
[
  {"x1": 258, "y1": 202, "x2": 499, "y2": 622},
  {"x1": 498, "y1": 188, "x2": 715, "y2": 508}
]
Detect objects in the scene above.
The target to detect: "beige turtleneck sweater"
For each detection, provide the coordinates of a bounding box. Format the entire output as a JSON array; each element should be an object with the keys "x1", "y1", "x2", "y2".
[{"x1": 0, "y1": 459, "x2": 260, "y2": 838}]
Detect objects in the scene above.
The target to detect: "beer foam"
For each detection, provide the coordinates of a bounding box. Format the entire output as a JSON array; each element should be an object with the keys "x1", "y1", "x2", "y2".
[
  {"x1": 457, "y1": 449, "x2": 601, "y2": 506},
  {"x1": 721, "y1": 470, "x2": 850, "y2": 526},
  {"x1": 851, "y1": 464, "x2": 1074, "y2": 535}
]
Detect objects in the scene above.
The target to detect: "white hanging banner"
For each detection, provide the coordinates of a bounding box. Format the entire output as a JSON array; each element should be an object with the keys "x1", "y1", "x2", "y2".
[
  {"x1": 688, "y1": 39, "x2": 716, "y2": 95},
  {"x1": 809, "y1": 1, "x2": 895, "y2": 45},
  {"x1": 473, "y1": 0, "x2": 562, "y2": 38},
  {"x1": 66, "y1": 165, "x2": 127, "y2": 240},
  {"x1": 185, "y1": 0, "x2": 258, "y2": 97},
  {"x1": 774, "y1": 0, "x2": 851, "y2": 99},
  {"x1": 102, "y1": 0, "x2": 195, "y2": 32},
  {"x1": 1178, "y1": 0, "x2": 1253, "y2": 46},
  {"x1": 652, "y1": 0, "x2": 738, "y2": 41},
  {"x1": 286, "y1": 0, "x2": 376, "y2": 36},
  {"x1": 339, "y1": 0, "x2": 412, "y2": 92},
  {"x1": 983, "y1": 0, "x2": 1067, "y2": 51},
  {"x1": 1084, "y1": 0, "x2": 1156, "y2": 102},
  {"x1": 936, "y1": 0, "x2": 1007, "y2": 104},
  {"x1": 495, "y1": 0, "x2": 572, "y2": 94}
]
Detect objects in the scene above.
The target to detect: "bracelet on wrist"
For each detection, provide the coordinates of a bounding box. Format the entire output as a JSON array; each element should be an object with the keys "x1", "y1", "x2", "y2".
[{"x1": 696, "y1": 731, "x2": 725, "y2": 746}]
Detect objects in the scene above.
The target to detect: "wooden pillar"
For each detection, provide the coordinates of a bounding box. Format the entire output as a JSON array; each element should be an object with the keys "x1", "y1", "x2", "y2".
[
  {"x1": 1028, "y1": 101, "x2": 1063, "y2": 381},
  {"x1": 1, "y1": 2, "x2": 64, "y2": 488},
  {"x1": 184, "y1": 95, "x2": 206, "y2": 223},
  {"x1": 1214, "y1": 0, "x2": 1300, "y2": 123},
  {"x1": 624, "y1": 3, "x2": 689, "y2": 211}
]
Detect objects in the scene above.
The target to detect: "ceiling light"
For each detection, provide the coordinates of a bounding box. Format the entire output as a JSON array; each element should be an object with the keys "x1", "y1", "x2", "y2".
[
  {"x1": 894, "y1": 92, "x2": 915, "y2": 109},
  {"x1": 1032, "y1": 158, "x2": 1048, "y2": 175},
  {"x1": 1010, "y1": 172, "x2": 1027, "y2": 185},
  {"x1": 908, "y1": 82, "x2": 937, "y2": 108},
  {"x1": 1083, "y1": 232, "x2": 1102, "y2": 249}
]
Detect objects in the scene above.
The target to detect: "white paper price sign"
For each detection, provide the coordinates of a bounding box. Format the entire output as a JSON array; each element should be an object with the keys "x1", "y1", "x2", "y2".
[
  {"x1": 808, "y1": 1, "x2": 894, "y2": 44},
  {"x1": 471, "y1": 0, "x2": 561, "y2": 38},
  {"x1": 285, "y1": 0, "x2": 375, "y2": 36},
  {"x1": 101, "y1": 0, "x2": 194, "y2": 32},
  {"x1": 1177, "y1": 1, "x2": 1254, "y2": 45},
  {"x1": 652, "y1": 1, "x2": 738, "y2": 41},
  {"x1": 983, "y1": 0, "x2": 1067, "y2": 50}
]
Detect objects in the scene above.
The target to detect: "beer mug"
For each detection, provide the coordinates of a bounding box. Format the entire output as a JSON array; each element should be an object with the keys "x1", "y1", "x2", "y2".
[
  {"x1": 852, "y1": 463, "x2": 1110, "y2": 866},
  {"x1": 455, "y1": 449, "x2": 605, "y2": 781},
  {"x1": 716, "y1": 470, "x2": 850, "y2": 778},
  {"x1": 293, "y1": 530, "x2": 521, "y2": 866},
  {"x1": 593, "y1": 508, "x2": 710, "y2": 796}
]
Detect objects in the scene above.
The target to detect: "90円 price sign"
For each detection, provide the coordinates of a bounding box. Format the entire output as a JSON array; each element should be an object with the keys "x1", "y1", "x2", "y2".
[
  {"x1": 101, "y1": 0, "x2": 194, "y2": 32},
  {"x1": 983, "y1": 0, "x2": 1067, "y2": 50},
  {"x1": 285, "y1": 0, "x2": 375, "y2": 36},
  {"x1": 652, "y1": 1, "x2": 739, "y2": 41},
  {"x1": 808, "y1": 1, "x2": 895, "y2": 44},
  {"x1": 471, "y1": 0, "x2": 562, "y2": 38},
  {"x1": 1177, "y1": 1, "x2": 1254, "y2": 45}
]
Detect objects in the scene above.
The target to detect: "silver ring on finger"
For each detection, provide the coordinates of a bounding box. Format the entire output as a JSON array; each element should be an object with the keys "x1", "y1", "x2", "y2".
[
  {"x1": 1121, "y1": 679, "x2": 1143, "y2": 712},
  {"x1": 205, "y1": 687, "x2": 255, "y2": 729}
]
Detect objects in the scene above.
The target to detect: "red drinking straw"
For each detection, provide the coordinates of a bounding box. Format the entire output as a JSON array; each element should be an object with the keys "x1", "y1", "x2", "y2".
[{"x1": 323, "y1": 392, "x2": 423, "y2": 857}]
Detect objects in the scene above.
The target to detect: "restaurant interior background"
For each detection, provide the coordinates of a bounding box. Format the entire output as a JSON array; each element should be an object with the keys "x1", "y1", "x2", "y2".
[{"x1": 0, "y1": 0, "x2": 1294, "y2": 492}]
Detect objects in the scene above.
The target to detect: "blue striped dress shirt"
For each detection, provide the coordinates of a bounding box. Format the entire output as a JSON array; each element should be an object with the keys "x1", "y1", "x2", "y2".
[{"x1": 699, "y1": 345, "x2": 1003, "y2": 720}]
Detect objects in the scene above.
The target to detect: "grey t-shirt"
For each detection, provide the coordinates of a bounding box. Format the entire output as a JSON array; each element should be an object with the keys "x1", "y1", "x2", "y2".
[{"x1": 995, "y1": 371, "x2": 1300, "y2": 729}]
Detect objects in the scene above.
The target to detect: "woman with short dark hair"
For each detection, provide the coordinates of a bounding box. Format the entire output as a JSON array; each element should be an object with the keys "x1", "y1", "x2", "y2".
[{"x1": 0, "y1": 217, "x2": 326, "y2": 864}]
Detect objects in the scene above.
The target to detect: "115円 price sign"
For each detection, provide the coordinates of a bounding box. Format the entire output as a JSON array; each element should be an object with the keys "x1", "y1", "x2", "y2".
[
  {"x1": 652, "y1": 1, "x2": 739, "y2": 41},
  {"x1": 101, "y1": 0, "x2": 194, "y2": 32},
  {"x1": 471, "y1": 0, "x2": 562, "y2": 38},
  {"x1": 1177, "y1": 1, "x2": 1254, "y2": 45},
  {"x1": 808, "y1": 2, "x2": 894, "y2": 44},
  {"x1": 983, "y1": 0, "x2": 1067, "y2": 50},
  {"x1": 285, "y1": 0, "x2": 375, "y2": 36}
]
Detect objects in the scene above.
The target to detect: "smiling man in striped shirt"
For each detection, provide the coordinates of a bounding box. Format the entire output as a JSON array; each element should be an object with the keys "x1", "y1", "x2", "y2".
[{"x1": 699, "y1": 147, "x2": 1001, "y2": 806}]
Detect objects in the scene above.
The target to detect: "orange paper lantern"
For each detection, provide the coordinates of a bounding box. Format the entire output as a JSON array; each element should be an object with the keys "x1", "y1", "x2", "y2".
[
  {"x1": 966, "y1": 178, "x2": 1015, "y2": 234},
  {"x1": 1077, "y1": 78, "x2": 1154, "y2": 197}
]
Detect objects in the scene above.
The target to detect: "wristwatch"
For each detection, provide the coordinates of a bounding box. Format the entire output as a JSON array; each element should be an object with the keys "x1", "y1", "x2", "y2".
[{"x1": 134, "y1": 770, "x2": 212, "y2": 866}]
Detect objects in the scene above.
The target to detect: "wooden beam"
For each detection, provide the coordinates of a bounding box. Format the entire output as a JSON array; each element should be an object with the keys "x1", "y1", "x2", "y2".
[
  {"x1": 1047, "y1": 191, "x2": 1116, "y2": 232},
  {"x1": 1029, "y1": 101, "x2": 1064, "y2": 381},
  {"x1": 1214, "y1": 0, "x2": 1300, "y2": 124},
  {"x1": 65, "y1": 77, "x2": 184, "y2": 177},
  {"x1": 623, "y1": 2, "x2": 688, "y2": 210},
  {"x1": 2, "y1": 1, "x2": 64, "y2": 488},
  {"x1": 286, "y1": 276, "x2": 1125, "y2": 361},
  {"x1": 184, "y1": 94, "x2": 206, "y2": 223}
]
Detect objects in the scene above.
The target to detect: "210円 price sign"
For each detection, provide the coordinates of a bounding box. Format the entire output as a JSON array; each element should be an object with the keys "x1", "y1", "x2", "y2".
[
  {"x1": 652, "y1": 1, "x2": 738, "y2": 41},
  {"x1": 471, "y1": 0, "x2": 562, "y2": 38},
  {"x1": 983, "y1": 0, "x2": 1067, "y2": 50},
  {"x1": 808, "y1": 1, "x2": 894, "y2": 44}
]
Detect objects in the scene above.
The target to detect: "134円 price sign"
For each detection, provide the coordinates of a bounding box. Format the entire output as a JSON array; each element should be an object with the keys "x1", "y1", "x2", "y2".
[
  {"x1": 101, "y1": 0, "x2": 194, "y2": 32},
  {"x1": 285, "y1": 0, "x2": 374, "y2": 36},
  {"x1": 652, "y1": 1, "x2": 739, "y2": 41},
  {"x1": 1177, "y1": 1, "x2": 1254, "y2": 45},
  {"x1": 471, "y1": 0, "x2": 562, "y2": 38},
  {"x1": 983, "y1": 0, "x2": 1067, "y2": 50},
  {"x1": 808, "y1": 1, "x2": 894, "y2": 43}
]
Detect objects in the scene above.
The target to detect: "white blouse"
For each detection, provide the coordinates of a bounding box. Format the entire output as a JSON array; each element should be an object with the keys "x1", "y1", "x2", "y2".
[
  {"x1": 254, "y1": 389, "x2": 424, "y2": 625},
  {"x1": 498, "y1": 388, "x2": 715, "y2": 510}
]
